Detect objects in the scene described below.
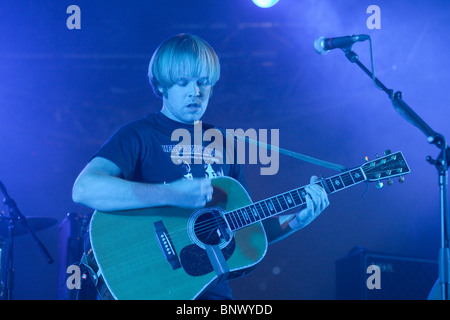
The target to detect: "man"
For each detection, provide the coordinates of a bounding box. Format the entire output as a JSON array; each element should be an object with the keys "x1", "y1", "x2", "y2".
[{"x1": 72, "y1": 33, "x2": 329, "y2": 299}]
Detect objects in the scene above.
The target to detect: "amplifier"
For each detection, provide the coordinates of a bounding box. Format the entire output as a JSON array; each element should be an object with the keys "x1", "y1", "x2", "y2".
[{"x1": 336, "y1": 247, "x2": 438, "y2": 300}]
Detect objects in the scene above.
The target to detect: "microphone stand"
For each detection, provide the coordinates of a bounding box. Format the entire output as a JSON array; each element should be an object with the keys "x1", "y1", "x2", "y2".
[
  {"x1": 341, "y1": 47, "x2": 450, "y2": 300},
  {"x1": 0, "y1": 181, "x2": 54, "y2": 300}
]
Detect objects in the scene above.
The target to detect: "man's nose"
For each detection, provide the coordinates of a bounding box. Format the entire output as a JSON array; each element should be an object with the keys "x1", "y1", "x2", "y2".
[{"x1": 187, "y1": 81, "x2": 201, "y2": 97}]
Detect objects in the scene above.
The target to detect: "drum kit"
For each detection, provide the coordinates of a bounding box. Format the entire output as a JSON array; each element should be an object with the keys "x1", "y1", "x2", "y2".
[{"x1": 0, "y1": 180, "x2": 56, "y2": 300}]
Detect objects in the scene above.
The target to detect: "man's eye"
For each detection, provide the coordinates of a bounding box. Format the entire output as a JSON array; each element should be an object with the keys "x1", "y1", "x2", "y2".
[{"x1": 198, "y1": 79, "x2": 210, "y2": 86}]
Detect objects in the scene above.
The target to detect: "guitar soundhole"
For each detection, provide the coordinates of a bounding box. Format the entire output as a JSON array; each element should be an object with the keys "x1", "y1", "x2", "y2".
[
  {"x1": 189, "y1": 208, "x2": 232, "y2": 249},
  {"x1": 194, "y1": 212, "x2": 225, "y2": 245}
]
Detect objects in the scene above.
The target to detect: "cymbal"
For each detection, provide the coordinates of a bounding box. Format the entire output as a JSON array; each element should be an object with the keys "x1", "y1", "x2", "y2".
[{"x1": 0, "y1": 217, "x2": 57, "y2": 238}]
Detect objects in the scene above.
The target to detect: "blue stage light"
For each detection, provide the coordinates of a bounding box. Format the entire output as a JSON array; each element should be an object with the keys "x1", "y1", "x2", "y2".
[{"x1": 252, "y1": 0, "x2": 279, "y2": 8}]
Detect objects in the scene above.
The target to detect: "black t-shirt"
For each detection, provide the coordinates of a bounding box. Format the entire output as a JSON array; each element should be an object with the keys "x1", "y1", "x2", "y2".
[
  {"x1": 94, "y1": 112, "x2": 248, "y2": 188},
  {"x1": 93, "y1": 111, "x2": 249, "y2": 300}
]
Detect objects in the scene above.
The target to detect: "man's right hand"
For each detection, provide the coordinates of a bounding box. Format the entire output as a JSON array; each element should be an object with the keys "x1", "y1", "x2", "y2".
[{"x1": 167, "y1": 178, "x2": 214, "y2": 208}]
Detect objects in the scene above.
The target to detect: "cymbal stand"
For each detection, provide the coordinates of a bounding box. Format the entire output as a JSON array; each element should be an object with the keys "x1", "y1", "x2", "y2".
[{"x1": 0, "y1": 180, "x2": 54, "y2": 300}]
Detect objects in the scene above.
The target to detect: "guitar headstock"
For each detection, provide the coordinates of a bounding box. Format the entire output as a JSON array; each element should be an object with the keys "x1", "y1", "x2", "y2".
[{"x1": 361, "y1": 150, "x2": 410, "y2": 188}]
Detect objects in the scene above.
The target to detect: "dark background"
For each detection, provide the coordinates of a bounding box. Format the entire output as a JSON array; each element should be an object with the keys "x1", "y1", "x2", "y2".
[{"x1": 1, "y1": 0, "x2": 449, "y2": 299}]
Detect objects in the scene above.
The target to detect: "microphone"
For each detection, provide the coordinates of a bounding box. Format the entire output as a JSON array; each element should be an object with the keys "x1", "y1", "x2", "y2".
[{"x1": 314, "y1": 34, "x2": 369, "y2": 55}]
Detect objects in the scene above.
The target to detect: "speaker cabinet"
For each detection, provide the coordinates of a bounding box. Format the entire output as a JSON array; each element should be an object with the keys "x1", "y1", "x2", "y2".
[{"x1": 336, "y1": 247, "x2": 438, "y2": 300}]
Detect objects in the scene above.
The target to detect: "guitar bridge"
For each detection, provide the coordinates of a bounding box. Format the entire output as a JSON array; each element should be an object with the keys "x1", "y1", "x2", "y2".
[{"x1": 154, "y1": 220, "x2": 181, "y2": 270}]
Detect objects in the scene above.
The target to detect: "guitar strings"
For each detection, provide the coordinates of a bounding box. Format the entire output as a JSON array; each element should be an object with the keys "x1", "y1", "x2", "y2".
[
  {"x1": 165, "y1": 199, "x2": 299, "y2": 243},
  {"x1": 163, "y1": 216, "x2": 230, "y2": 242},
  {"x1": 165, "y1": 194, "x2": 301, "y2": 241},
  {"x1": 165, "y1": 204, "x2": 275, "y2": 242},
  {"x1": 165, "y1": 184, "x2": 323, "y2": 242},
  {"x1": 168, "y1": 159, "x2": 400, "y2": 242},
  {"x1": 165, "y1": 209, "x2": 252, "y2": 240}
]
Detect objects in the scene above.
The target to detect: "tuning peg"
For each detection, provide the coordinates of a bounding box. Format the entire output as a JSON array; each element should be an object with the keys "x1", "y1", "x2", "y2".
[
  {"x1": 364, "y1": 156, "x2": 369, "y2": 162},
  {"x1": 376, "y1": 153, "x2": 380, "y2": 158},
  {"x1": 384, "y1": 149, "x2": 392, "y2": 155},
  {"x1": 398, "y1": 176, "x2": 405, "y2": 183},
  {"x1": 375, "y1": 181, "x2": 384, "y2": 189},
  {"x1": 387, "y1": 179, "x2": 393, "y2": 186}
]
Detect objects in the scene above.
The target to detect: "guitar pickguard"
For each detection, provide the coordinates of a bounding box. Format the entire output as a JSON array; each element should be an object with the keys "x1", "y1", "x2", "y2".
[{"x1": 179, "y1": 239, "x2": 235, "y2": 277}]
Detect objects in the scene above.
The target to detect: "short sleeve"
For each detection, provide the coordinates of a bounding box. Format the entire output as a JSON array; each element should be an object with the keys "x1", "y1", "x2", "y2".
[{"x1": 92, "y1": 124, "x2": 144, "y2": 180}]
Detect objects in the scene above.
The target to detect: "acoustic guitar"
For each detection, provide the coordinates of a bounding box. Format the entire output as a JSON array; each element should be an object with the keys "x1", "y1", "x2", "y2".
[{"x1": 89, "y1": 151, "x2": 410, "y2": 299}]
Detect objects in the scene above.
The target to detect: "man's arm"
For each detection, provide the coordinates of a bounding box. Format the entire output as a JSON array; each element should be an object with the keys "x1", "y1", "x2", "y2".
[{"x1": 72, "y1": 157, "x2": 213, "y2": 211}]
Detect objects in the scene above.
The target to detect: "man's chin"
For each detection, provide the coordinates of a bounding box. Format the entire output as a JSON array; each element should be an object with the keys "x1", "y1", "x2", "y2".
[{"x1": 182, "y1": 111, "x2": 205, "y2": 123}]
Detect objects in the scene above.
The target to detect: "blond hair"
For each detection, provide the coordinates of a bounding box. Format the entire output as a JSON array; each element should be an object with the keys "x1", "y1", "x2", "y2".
[{"x1": 148, "y1": 34, "x2": 220, "y2": 98}]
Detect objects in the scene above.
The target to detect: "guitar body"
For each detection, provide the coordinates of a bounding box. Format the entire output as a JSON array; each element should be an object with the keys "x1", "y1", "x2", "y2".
[
  {"x1": 89, "y1": 176, "x2": 267, "y2": 300},
  {"x1": 89, "y1": 151, "x2": 410, "y2": 300}
]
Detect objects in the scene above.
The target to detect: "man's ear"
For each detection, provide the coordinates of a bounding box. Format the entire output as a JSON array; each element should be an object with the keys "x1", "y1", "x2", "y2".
[{"x1": 158, "y1": 86, "x2": 168, "y2": 98}]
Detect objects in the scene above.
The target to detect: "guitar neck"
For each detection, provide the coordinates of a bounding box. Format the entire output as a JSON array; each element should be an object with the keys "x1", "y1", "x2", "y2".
[{"x1": 224, "y1": 167, "x2": 366, "y2": 232}]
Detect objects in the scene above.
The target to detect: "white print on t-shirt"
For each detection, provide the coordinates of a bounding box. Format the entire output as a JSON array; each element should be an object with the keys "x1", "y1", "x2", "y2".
[
  {"x1": 181, "y1": 161, "x2": 223, "y2": 180},
  {"x1": 182, "y1": 162, "x2": 193, "y2": 179},
  {"x1": 204, "y1": 163, "x2": 224, "y2": 179},
  {"x1": 162, "y1": 144, "x2": 222, "y2": 165}
]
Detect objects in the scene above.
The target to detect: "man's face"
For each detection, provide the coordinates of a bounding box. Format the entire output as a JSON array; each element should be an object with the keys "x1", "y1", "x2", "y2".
[{"x1": 161, "y1": 74, "x2": 212, "y2": 124}]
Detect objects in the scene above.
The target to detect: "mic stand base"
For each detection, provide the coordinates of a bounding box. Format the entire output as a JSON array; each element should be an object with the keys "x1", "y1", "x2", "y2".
[{"x1": 0, "y1": 217, "x2": 15, "y2": 300}]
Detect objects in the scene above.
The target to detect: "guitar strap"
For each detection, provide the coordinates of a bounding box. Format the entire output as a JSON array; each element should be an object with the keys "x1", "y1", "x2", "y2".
[
  {"x1": 219, "y1": 127, "x2": 345, "y2": 228},
  {"x1": 204, "y1": 244, "x2": 230, "y2": 283},
  {"x1": 217, "y1": 127, "x2": 348, "y2": 172}
]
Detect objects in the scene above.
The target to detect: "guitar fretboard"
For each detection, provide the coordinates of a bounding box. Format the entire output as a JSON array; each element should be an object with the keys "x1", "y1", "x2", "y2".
[{"x1": 224, "y1": 167, "x2": 366, "y2": 231}]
